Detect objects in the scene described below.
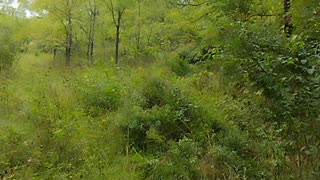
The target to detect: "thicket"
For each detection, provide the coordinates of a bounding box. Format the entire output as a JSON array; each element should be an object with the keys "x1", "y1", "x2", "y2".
[{"x1": 2, "y1": 54, "x2": 318, "y2": 179}]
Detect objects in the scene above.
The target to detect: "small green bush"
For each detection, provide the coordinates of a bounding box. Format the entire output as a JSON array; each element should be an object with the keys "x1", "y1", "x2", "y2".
[
  {"x1": 0, "y1": 129, "x2": 32, "y2": 173},
  {"x1": 141, "y1": 138, "x2": 201, "y2": 179},
  {"x1": 169, "y1": 58, "x2": 191, "y2": 76},
  {"x1": 124, "y1": 76, "x2": 213, "y2": 151},
  {"x1": 79, "y1": 67, "x2": 121, "y2": 116}
]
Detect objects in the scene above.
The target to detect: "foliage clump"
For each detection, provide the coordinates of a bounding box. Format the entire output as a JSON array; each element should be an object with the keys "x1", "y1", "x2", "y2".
[
  {"x1": 0, "y1": 16, "x2": 19, "y2": 72},
  {"x1": 79, "y1": 67, "x2": 121, "y2": 116},
  {"x1": 168, "y1": 58, "x2": 191, "y2": 76}
]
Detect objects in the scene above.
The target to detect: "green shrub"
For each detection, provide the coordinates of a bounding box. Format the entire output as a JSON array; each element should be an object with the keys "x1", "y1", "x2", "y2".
[
  {"x1": 0, "y1": 128, "x2": 34, "y2": 179},
  {"x1": 169, "y1": 58, "x2": 191, "y2": 76},
  {"x1": 119, "y1": 75, "x2": 234, "y2": 179},
  {"x1": 123, "y1": 76, "x2": 214, "y2": 151},
  {"x1": 141, "y1": 76, "x2": 171, "y2": 109},
  {"x1": 141, "y1": 138, "x2": 201, "y2": 179},
  {"x1": 79, "y1": 67, "x2": 121, "y2": 116}
]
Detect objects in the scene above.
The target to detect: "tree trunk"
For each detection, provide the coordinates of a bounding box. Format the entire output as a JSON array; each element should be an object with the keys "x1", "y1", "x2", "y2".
[
  {"x1": 87, "y1": 41, "x2": 90, "y2": 62},
  {"x1": 66, "y1": 28, "x2": 72, "y2": 66},
  {"x1": 88, "y1": 39, "x2": 94, "y2": 65},
  {"x1": 115, "y1": 25, "x2": 120, "y2": 65},
  {"x1": 284, "y1": 0, "x2": 293, "y2": 37},
  {"x1": 53, "y1": 47, "x2": 57, "y2": 61},
  {"x1": 136, "y1": 0, "x2": 141, "y2": 53},
  {"x1": 115, "y1": 10, "x2": 123, "y2": 65},
  {"x1": 90, "y1": 41, "x2": 94, "y2": 61},
  {"x1": 87, "y1": 0, "x2": 97, "y2": 66},
  {"x1": 65, "y1": 0, "x2": 73, "y2": 66}
]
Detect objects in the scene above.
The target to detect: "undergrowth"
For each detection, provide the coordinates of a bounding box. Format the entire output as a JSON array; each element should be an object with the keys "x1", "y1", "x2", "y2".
[{"x1": 0, "y1": 53, "x2": 319, "y2": 179}]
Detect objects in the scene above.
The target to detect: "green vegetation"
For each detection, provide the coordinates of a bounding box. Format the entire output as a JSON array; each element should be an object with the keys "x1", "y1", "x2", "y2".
[{"x1": 1, "y1": 0, "x2": 319, "y2": 179}]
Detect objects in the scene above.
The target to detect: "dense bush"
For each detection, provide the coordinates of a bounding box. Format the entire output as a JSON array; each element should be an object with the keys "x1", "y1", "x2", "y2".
[
  {"x1": 79, "y1": 67, "x2": 121, "y2": 116},
  {"x1": 113, "y1": 72, "x2": 276, "y2": 179},
  {"x1": 123, "y1": 75, "x2": 227, "y2": 149},
  {"x1": 168, "y1": 58, "x2": 191, "y2": 76},
  {"x1": 208, "y1": 20, "x2": 320, "y2": 178}
]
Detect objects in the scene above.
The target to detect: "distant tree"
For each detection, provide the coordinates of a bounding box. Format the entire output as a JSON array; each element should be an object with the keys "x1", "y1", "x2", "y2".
[
  {"x1": 0, "y1": 14, "x2": 19, "y2": 71},
  {"x1": 102, "y1": 0, "x2": 133, "y2": 65},
  {"x1": 30, "y1": 0, "x2": 78, "y2": 65},
  {"x1": 24, "y1": 17, "x2": 64, "y2": 60},
  {"x1": 78, "y1": 0, "x2": 98, "y2": 66}
]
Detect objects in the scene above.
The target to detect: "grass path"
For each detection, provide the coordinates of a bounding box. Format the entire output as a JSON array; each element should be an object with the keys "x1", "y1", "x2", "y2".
[{"x1": 0, "y1": 54, "x2": 67, "y2": 135}]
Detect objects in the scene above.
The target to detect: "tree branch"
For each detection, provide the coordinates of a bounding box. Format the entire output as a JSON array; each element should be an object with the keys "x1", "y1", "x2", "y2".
[{"x1": 169, "y1": 1, "x2": 208, "y2": 8}]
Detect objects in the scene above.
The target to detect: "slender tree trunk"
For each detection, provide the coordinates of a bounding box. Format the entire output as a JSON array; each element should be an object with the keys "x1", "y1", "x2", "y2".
[
  {"x1": 115, "y1": 10, "x2": 123, "y2": 65},
  {"x1": 87, "y1": 31, "x2": 93, "y2": 65},
  {"x1": 103, "y1": 0, "x2": 124, "y2": 65},
  {"x1": 86, "y1": 39, "x2": 91, "y2": 65},
  {"x1": 53, "y1": 47, "x2": 57, "y2": 61},
  {"x1": 87, "y1": 0, "x2": 97, "y2": 66},
  {"x1": 89, "y1": 10, "x2": 96, "y2": 65},
  {"x1": 89, "y1": 40, "x2": 94, "y2": 64},
  {"x1": 66, "y1": 27, "x2": 72, "y2": 65},
  {"x1": 284, "y1": 0, "x2": 293, "y2": 37},
  {"x1": 65, "y1": 1, "x2": 73, "y2": 66},
  {"x1": 87, "y1": 38, "x2": 94, "y2": 65},
  {"x1": 115, "y1": 24, "x2": 120, "y2": 65},
  {"x1": 136, "y1": 0, "x2": 141, "y2": 53}
]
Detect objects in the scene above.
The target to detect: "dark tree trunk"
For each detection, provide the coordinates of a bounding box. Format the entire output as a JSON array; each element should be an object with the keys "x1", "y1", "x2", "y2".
[
  {"x1": 115, "y1": 10, "x2": 123, "y2": 65},
  {"x1": 103, "y1": 0, "x2": 124, "y2": 65},
  {"x1": 87, "y1": 34, "x2": 93, "y2": 65},
  {"x1": 66, "y1": 28, "x2": 72, "y2": 65},
  {"x1": 65, "y1": 2, "x2": 73, "y2": 66},
  {"x1": 88, "y1": 40, "x2": 92, "y2": 63},
  {"x1": 284, "y1": 0, "x2": 293, "y2": 37},
  {"x1": 136, "y1": 0, "x2": 141, "y2": 53},
  {"x1": 90, "y1": 40, "x2": 94, "y2": 61},
  {"x1": 115, "y1": 25, "x2": 120, "y2": 65},
  {"x1": 87, "y1": 0, "x2": 97, "y2": 66},
  {"x1": 53, "y1": 47, "x2": 57, "y2": 61},
  {"x1": 87, "y1": 39, "x2": 94, "y2": 65}
]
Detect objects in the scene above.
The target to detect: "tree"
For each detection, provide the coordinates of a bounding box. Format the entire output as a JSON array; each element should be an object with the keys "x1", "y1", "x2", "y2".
[
  {"x1": 23, "y1": 16, "x2": 65, "y2": 60},
  {"x1": 102, "y1": 0, "x2": 133, "y2": 65},
  {"x1": 30, "y1": 0, "x2": 78, "y2": 65},
  {"x1": 64, "y1": 0, "x2": 74, "y2": 65},
  {"x1": 79, "y1": 0, "x2": 98, "y2": 66},
  {"x1": 122, "y1": 0, "x2": 169, "y2": 56},
  {"x1": 135, "y1": 0, "x2": 142, "y2": 53}
]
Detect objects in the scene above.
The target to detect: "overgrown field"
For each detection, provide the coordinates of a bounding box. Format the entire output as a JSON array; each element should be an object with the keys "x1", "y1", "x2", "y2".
[
  {"x1": 1, "y1": 53, "x2": 319, "y2": 179},
  {"x1": 1, "y1": 0, "x2": 320, "y2": 179}
]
